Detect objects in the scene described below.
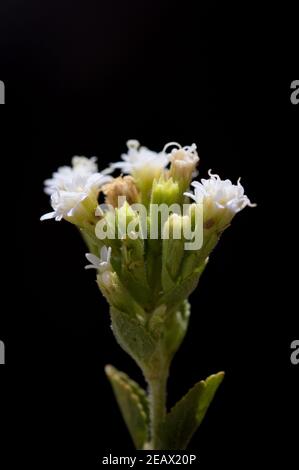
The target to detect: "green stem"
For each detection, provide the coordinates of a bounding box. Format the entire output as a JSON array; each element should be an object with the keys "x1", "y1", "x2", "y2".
[{"x1": 146, "y1": 366, "x2": 169, "y2": 449}]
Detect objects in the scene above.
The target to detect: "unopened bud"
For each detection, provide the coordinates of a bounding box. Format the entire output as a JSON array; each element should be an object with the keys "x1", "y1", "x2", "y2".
[
  {"x1": 102, "y1": 175, "x2": 140, "y2": 208},
  {"x1": 169, "y1": 144, "x2": 199, "y2": 194},
  {"x1": 150, "y1": 176, "x2": 180, "y2": 206}
]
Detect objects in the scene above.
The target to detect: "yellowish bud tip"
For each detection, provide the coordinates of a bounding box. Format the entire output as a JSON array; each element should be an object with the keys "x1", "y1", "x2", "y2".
[
  {"x1": 102, "y1": 176, "x2": 140, "y2": 207},
  {"x1": 170, "y1": 147, "x2": 199, "y2": 176}
]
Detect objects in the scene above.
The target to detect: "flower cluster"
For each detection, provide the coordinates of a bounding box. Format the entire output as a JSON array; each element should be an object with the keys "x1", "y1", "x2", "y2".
[
  {"x1": 41, "y1": 141, "x2": 254, "y2": 276},
  {"x1": 41, "y1": 141, "x2": 254, "y2": 296}
]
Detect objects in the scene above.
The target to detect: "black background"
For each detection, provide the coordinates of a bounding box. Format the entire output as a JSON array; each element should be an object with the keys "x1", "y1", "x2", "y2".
[{"x1": 0, "y1": 1, "x2": 298, "y2": 467}]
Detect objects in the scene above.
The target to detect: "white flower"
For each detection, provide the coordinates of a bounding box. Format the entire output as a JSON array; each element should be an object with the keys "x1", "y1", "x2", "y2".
[
  {"x1": 165, "y1": 142, "x2": 198, "y2": 164},
  {"x1": 41, "y1": 172, "x2": 112, "y2": 221},
  {"x1": 185, "y1": 170, "x2": 255, "y2": 228},
  {"x1": 44, "y1": 156, "x2": 98, "y2": 195},
  {"x1": 185, "y1": 170, "x2": 255, "y2": 212},
  {"x1": 167, "y1": 143, "x2": 199, "y2": 187},
  {"x1": 85, "y1": 246, "x2": 112, "y2": 271},
  {"x1": 108, "y1": 140, "x2": 169, "y2": 177},
  {"x1": 85, "y1": 246, "x2": 112, "y2": 288}
]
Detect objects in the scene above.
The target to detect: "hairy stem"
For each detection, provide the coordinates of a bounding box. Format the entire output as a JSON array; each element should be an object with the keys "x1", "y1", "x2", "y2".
[{"x1": 146, "y1": 366, "x2": 169, "y2": 449}]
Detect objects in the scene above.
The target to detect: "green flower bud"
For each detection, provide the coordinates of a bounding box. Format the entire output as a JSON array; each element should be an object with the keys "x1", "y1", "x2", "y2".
[
  {"x1": 150, "y1": 176, "x2": 180, "y2": 206},
  {"x1": 118, "y1": 231, "x2": 152, "y2": 308},
  {"x1": 162, "y1": 214, "x2": 186, "y2": 288}
]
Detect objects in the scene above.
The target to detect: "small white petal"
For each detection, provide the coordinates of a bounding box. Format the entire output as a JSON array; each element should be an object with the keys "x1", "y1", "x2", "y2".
[
  {"x1": 40, "y1": 211, "x2": 57, "y2": 221},
  {"x1": 84, "y1": 247, "x2": 112, "y2": 272},
  {"x1": 85, "y1": 253, "x2": 101, "y2": 266}
]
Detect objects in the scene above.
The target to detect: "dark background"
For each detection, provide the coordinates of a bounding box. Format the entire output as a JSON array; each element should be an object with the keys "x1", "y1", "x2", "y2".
[{"x1": 0, "y1": 1, "x2": 298, "y2": 467}]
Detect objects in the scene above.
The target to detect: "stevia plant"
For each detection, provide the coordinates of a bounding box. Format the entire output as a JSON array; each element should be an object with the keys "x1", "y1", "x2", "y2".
[{"x1": 41, "y1": 140, "x2": 255, "y2": 450}]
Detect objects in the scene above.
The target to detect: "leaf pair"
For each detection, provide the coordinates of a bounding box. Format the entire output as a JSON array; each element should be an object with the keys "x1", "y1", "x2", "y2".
[{"x1": 105, "y1": 365, "x2": 224, "y2": 450}]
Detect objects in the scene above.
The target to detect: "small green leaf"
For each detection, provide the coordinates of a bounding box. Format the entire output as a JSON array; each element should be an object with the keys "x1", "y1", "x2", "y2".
[
  {"x1": 158, "y1": 372, "x2": 224, "y2": 449},
  {"x1": 105, "y1": 365, "x2": 149, "y2": 449},
  {"x1": 110, "y1": 307, "x2": 158, "y2": 368}
]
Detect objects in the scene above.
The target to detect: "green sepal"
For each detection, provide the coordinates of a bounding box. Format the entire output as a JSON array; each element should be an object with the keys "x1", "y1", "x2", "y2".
[
  {"x1": 105, "y1": 365, "x2": 150, "y2": 449},
  {"x1": 118, "y1": 235, "x2": 153, "y2": 307},
  {"x1": 161, "y1": 234, "x2": 185, "y2": 291},
  {"x1": 180, "y1": 232, "x2": 219, "y2": 280},
  {"x1": 79, "y1": 227, "x2": 102, "y2": 255},
  {"x1": 148, "y1": 301, "x2": 190, "y2": 364},
  {"x1": 157, "y1": 372, "x2": 224, "y2": 449},
  {"x1": 162, "y1": 300, "x2": 191, "y2": 362},
  {"x1": 158, "y1": 271, "x2": 201, "y2": 311},
  {"x1": 97, "y1": 273, "x2": 145, "y2": 320}
]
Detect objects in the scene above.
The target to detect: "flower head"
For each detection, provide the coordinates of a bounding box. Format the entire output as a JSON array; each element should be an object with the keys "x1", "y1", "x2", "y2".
[
  {"x1": 41, "y1": 160, "x2": 112, "y2": 222},
  {"x1": 167, "y1": 142, "x2": 199, "y2": 193},
  {"x1": 44, "y1": 156, "x2": 98, "y2": 195},
  {"x1": 185, "y1": 170, "x2": 255, "y2": 230},
  {"x1": 110, "y1": 140, "x2": 169, "y2": 176}
]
